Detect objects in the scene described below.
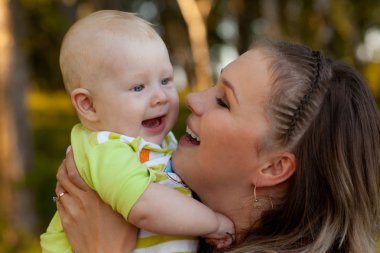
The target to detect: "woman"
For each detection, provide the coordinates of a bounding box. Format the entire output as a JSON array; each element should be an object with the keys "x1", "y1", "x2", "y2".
[{"x1": 55, "y1": 40, "x2": 380, "y2": 252}]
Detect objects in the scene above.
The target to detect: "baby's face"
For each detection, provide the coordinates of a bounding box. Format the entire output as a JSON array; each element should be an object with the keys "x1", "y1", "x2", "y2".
[{"x1": 90, "y1": 36, "x2": 179, "y2": 145}]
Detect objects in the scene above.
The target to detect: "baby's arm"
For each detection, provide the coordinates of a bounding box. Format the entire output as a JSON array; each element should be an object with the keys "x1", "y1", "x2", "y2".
[
  {"x1": 128, "y1": 183, "x2": 234, "y2": 240},
  {"x1": 88, "y1": 141, "x2": 234, "y2": 245}
]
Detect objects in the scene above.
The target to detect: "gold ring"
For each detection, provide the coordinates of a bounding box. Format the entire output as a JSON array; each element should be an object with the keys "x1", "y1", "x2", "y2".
[{"x1": 53, "y1": 192, "x2": 66, "y2": 203}]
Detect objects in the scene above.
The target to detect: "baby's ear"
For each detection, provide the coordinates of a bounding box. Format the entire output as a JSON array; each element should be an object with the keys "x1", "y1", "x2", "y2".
[
  {"x1": 255, "y1": 152, "x2": 296, "y2": 187},
  {"x1": 71, "y1": 88, "x2": 98, "y2": 122}
]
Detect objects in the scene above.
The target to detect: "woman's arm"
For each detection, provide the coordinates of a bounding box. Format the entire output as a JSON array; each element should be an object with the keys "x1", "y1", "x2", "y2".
[{"x1": 56, "y1": 149, "x2": 137, "y2": 253}]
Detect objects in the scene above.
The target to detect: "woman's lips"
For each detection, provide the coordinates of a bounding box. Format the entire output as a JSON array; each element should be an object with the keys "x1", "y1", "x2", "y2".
[{"x1": 179, "y1": 133, "x2": 200, "y2": 146}]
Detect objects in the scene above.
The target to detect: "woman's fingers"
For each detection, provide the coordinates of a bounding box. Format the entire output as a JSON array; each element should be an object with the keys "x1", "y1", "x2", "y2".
[
  {"x1": 56, "y1": 192, "x2": 74, "y2": 222},
  {"x1": 64, "y1": 149, "x2": 90, "y2": 191},
  {"x1": 56, "y1": 187, "x2": 138, "y2": 253},
  {"x1": 55, "y1": 161, "x2": 68, "y2": 196},
  {"x1": 56, "y1": 159, "x2": 82, "y2": 197},
  {"x1": 55, "y1": 148, "x2": 93, "y2": 216},
  {"x1": 55, "y1": 148, "x2": 138, "y2": 252}
]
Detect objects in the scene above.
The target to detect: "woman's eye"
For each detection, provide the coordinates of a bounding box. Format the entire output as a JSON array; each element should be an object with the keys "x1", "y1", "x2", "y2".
[
  {"x1": 216, "y1": 97, "x2": 229, "y2": 109},
  {"x1": 131, "y1": 84, "x2": 144, "y2": 92},
  {"x1": 161, "y1": 78, "x2": 171, "y2": 85}
]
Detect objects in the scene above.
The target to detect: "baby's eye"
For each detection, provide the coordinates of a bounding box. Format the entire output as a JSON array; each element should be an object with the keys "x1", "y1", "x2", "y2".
[
  {"x1": 161, "y1": 77, "x2": 172, "y2": 85},
  {"x1": 216, "y1": 97, "x2": 229, "y2": 109},
  {"x1": 131, "y1": 84, "x2": 145, "y2": 92}
]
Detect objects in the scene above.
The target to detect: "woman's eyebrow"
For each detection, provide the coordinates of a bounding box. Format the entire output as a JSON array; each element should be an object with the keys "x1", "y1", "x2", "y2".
[{"x1": 222, "y1": 78, "x2": 239, "y2": 104}]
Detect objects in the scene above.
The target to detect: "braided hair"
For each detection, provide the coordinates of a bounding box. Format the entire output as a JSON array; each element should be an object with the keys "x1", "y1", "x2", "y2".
[
  {"x1": 261, "y1": 42, "x2": 332, "y2": 150},
  {"x1": 285, "y1": 50, "x2": 322, "y2": 140}
]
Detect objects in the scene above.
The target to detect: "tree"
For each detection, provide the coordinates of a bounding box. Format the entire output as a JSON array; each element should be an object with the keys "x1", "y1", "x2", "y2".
[
  {"x1": 177, "y1": 0, "x2": 213, "y2": 91},
  {"x1": 0, "y1": 0, "x2": 34, "y2": 249}
]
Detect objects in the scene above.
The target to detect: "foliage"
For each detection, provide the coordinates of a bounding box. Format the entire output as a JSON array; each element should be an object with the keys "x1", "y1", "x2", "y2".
[
  {"x1": 26, "y1": 91, "x2": 77, "y2": 231},
  {"x1": 3, "y1": 0, "x2": 380, "y2": 252},
  {"x1": 21, "y1": 0, "x2": 71, "y2": 90}
]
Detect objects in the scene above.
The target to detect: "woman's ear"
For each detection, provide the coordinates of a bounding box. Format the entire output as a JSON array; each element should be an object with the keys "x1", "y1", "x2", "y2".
[
  {"x1": 255, "y1": 152, "x2": 296, "y2": 187},
  {"x1": 71, "y1": 88, "x2": 98, "y2": 122}
]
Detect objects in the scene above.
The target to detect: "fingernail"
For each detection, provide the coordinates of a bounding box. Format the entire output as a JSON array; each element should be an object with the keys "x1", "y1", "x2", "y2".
[{"x1": 66, "y1": 145, "x2": 72, "y2": 154}]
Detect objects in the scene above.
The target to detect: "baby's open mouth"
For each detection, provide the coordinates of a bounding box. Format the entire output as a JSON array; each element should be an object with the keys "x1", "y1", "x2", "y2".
[{"x1": 142, "y1": 116, "x2": 163, "y2": 128}]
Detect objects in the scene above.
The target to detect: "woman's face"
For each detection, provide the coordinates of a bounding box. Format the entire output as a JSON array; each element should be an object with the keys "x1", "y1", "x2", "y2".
[{"x1": 172, "y1": 49, "x2": 274, "y2": 208}]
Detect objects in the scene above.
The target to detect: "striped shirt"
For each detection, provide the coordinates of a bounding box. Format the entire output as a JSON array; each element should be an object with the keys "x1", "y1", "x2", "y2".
[
  {"x1": 93, "y1": 129, "x2": 198, "y2": 253},
  {"x1": 41, "y1": 124, "x2": 198, "y2": 253}
]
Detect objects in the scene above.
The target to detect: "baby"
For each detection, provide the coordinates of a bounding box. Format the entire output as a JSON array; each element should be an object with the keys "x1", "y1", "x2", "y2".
[{"x1": 40, "y1": 10, "x2": 234, "y2": 253}]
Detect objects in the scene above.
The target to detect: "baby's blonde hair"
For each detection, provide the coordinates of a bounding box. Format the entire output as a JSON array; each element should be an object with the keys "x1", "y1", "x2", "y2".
[{"x1": 59, "y1": 10, "x2": 159, "y2": 93}]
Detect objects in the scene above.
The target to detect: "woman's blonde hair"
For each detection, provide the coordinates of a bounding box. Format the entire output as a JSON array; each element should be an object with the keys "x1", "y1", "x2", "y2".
[{"x1": 226, "y1": 40, "x2": 380, "y2": 253}]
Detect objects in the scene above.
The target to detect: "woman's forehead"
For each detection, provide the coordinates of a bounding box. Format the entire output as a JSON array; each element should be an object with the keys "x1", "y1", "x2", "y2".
[
  {"x1": 223, "y1": 49, "x2": 268, "y2": 77},
  {"x1": 222, "y1": 49, "x2": 272, "y2": 101}
]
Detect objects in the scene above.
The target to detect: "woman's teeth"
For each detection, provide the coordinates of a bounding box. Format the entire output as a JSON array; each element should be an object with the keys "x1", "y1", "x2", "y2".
[{"x1": 186, "y1": 126, "x2": 200, "y2": 142}]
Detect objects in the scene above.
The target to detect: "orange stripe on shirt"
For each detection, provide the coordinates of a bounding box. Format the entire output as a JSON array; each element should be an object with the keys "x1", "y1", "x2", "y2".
[{"x1": 139, "y1": 148, "x2": 150, "y2": 163}]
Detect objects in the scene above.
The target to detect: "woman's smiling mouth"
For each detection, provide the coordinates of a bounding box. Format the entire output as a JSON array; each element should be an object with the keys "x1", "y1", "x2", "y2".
[{"x1": 185, "y1": 126, "x2": 200, "y2": 144}]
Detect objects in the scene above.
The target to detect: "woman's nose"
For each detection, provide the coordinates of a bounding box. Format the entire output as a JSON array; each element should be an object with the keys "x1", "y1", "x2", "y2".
[
  {"x1": 185, "y1": 91, "x2": 204, "y2": 115},
  {"x1": 151, "y1": 87, "x2": 168, "y2": 106}
]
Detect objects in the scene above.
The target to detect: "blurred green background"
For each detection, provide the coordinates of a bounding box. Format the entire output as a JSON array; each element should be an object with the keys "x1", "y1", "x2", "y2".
[{"x1": 1, "y1": 0, "x2": 380, "y2": 252}]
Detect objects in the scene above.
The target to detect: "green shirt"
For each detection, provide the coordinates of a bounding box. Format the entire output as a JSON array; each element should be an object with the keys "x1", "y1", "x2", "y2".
[{"x1": 41, "y1": 124, "x2": 184, "y2": 253}]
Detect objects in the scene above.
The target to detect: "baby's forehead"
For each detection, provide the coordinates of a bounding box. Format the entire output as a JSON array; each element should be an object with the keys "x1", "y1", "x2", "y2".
[
  {"x1": 60, "y1": 12, "x2": 163, "y2": 89},
  {"x1": 69, "y1": 23, "x2": 158, "y2": 56}
]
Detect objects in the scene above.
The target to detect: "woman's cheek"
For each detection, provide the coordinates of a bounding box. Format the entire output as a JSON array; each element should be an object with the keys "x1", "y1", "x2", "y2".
[{"x1": 203, "y1": 130, "x2": 257, "y2": 178}]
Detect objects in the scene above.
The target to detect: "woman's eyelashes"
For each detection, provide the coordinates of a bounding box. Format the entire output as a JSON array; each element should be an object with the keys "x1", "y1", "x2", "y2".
[{"x1": 216, "y1": 97, "x2": 229, "y2": 109}]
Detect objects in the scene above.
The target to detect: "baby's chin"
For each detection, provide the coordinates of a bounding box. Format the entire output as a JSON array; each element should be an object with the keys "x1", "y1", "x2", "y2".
[{"x1": 141, "y1": 133, "x2": 167, "y2": 146}]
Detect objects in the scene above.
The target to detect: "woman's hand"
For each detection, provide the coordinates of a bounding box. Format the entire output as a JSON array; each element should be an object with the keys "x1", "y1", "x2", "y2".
[{"x1": 56, "y1": 148, "x2": 137, "y2": 253}]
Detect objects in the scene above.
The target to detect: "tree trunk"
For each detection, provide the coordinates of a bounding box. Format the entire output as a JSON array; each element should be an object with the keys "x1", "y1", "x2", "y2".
[
  {"x1": 232, "y1": 0, "x2": 260, "y2": 54},
  {"x1": 176, "y1": 0, "x2": 213, "y2": 91},
  {"x1": 0, "y1": 0, "x2": 34, "y2": 246}
]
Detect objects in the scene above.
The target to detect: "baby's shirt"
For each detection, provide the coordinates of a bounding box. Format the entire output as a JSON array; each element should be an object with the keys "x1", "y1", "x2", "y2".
[{"x1": 40, "y1": 123, "x2": 198, "y2": 253}]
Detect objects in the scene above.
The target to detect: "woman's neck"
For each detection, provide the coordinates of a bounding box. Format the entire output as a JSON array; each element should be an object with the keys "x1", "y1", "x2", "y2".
[
  {"x1": 197, "y1": 186, "x2": 255, "y2": 241},
  {"x1": 198, "y1": 182, "x2": 290, "y2": 242}
]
